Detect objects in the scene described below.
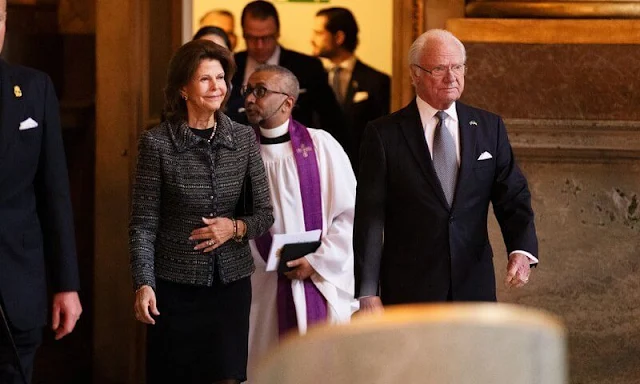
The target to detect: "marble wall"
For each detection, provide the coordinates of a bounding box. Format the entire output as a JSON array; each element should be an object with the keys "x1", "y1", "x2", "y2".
[{"x1": 462, "y1": 43, "x2": 640, "y2": 384}]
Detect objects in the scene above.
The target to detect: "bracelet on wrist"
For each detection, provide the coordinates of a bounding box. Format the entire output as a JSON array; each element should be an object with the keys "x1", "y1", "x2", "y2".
[
  {"x1": 231, "y1": 217, "x2": 238, "y2": 237},
  {"x1": 231, "y1": 218, "x2": 244, "y2": 243}
]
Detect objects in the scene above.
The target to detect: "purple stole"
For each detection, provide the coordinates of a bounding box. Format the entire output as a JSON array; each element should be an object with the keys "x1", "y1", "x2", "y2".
[{"x1": 254, "y1": 119, "x2": 328, "y2": 336}]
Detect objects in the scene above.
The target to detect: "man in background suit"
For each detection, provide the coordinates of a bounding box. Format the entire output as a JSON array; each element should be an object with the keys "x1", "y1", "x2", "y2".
[
  {"x1": 354, "y1": 29, "x2": 538, "y2": 313},
  {"x1": 0, "y1": 1, "x2": 82, "y2": 382},
  {"x1": 311, "y1": 7, "x2": 390, "y2": 174},
  {"x1": 227, "y1": 1, "x2": 346, "y2": 146}
]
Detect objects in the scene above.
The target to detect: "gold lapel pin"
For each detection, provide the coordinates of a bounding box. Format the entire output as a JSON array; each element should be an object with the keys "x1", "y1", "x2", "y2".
[{"x1": 14, "y1": 85, "x2": 22, "y2": 98}]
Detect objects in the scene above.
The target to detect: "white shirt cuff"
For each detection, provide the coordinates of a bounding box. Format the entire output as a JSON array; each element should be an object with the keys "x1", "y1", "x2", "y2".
[{"x1": 510, "y1": 250, "x2": 538, "y2": 264}]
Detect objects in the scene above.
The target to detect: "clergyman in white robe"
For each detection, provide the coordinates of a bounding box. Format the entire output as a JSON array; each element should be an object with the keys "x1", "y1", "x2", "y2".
[{"x1": 247, "y1": 119, "x2": 357, "y2": 381}]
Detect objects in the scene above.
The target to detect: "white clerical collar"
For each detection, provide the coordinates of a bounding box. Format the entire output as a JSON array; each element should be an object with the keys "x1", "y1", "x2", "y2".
[
  {"x1": 416, "y1": 96, "x2": 458, "y2": 125},
  {"x1": 260, "y1": 118, "x2": 289, "y2": 138}
]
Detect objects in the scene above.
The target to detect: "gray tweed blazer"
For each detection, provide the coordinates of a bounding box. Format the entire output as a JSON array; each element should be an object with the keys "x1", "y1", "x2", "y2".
[{"x1": 129, "y1": 112, "x2": 273, "y2": 290}]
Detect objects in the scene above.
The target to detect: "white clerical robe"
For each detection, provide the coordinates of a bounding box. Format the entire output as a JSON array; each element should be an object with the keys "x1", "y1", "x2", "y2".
[{"x1": 247, "y1": 123, "x2": 358, "y2": 382}]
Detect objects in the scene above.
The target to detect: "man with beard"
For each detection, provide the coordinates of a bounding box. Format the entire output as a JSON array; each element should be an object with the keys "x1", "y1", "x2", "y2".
[
  {"x1": 311, "y1": 7, "x2": 390, "y2": 174},
  {"x1": 242, "y1": 64, "x2": 357, "y2": 382},
  {"x1": 227, "y1": 1, "x2": 347, "y2": 148}
]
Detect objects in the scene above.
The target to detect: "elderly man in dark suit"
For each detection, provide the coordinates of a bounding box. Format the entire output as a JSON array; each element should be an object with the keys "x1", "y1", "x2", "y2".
[
  {"x1": 311, "y1": 7, "x2": 390, "y2": 174},
  {"x1": 354, "y1": 29, "x2": 538, "y2": 313},
  {"x1": 0, "y1": 1, "x2": 82, "y2": 382},
  {"x1": 226, "y1": 1, "x2": 346, "y2": 147}
]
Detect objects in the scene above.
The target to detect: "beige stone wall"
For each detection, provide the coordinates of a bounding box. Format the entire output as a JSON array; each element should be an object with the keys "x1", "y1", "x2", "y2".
[{"x1": 448, "y1": 21, "x2": 640, "y2": 383}]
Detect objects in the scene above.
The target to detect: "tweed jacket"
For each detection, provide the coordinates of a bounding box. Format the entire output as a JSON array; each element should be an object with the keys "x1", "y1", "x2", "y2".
[{"x1": 129, "y1": 112, "x2": 273, "y2": 290}]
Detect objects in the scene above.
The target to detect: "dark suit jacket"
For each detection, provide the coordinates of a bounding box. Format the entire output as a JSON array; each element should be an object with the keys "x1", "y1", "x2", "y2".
[
  {"x1": 353, "y1": 100, "x2": 538, "y2": 304},
  {"x1": 341, "y1": 60, "x2": 390, "y2": 174},
  {"x1": 0, "y1": 59, "x2": 80, "y2": 330},
  {"x1": 227, "y1": 47, "x2": 347, "y2": 146}
]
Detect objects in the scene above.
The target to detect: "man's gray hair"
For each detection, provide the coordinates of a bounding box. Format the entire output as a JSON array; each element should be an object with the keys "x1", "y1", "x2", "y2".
[
  {"x1": 407, "y1": 29, "x2": 466, "y2": 66},
  {"x1": 254, "y1": 64, "x2": 300, "y2": 101}
]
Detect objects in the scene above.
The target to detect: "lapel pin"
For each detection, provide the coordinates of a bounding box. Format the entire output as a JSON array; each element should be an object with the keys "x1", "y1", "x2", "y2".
[
  {"x1": 14, "y1": 85, "x2": 22, "y2": 98},
  {"x1": 469, "y1": 120, "x2": 477, "y2": 126}
]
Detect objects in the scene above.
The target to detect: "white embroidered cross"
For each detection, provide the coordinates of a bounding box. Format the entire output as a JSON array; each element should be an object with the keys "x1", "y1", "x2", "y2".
[{"x1": 296, "y1": 144, "x2": 313, "y2": 158}]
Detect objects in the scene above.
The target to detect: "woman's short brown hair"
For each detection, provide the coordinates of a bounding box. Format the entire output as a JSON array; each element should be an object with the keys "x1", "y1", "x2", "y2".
[{"x1": 164, "y1": 39, "x2": 236, "y2": 123}]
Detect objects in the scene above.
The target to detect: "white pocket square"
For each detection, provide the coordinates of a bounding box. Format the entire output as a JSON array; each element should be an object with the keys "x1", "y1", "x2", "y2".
[
  {"x1": 352, "y1": 91, "x2": 369, "y2": 103},
  {"x1": 477, "y1": 151, "x2": 493, "y2": 160},
  {"x1": 19, "y1": 117, "x2": 39, "y2": 130}
]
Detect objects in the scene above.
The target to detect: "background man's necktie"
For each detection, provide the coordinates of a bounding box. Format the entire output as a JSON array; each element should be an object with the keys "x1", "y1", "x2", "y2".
[
  {"x1": 432, "y1": 110, "x2": 458, "y2": 206},
  {"x1": 331, "y1": 66, "x2": 343, "y2": 104}
]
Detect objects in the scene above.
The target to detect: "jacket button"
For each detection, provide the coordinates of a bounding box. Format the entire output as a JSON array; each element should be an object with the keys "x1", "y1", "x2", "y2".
[{"x1": 449, "y1": 216, "x2": 454, "y2": 223}]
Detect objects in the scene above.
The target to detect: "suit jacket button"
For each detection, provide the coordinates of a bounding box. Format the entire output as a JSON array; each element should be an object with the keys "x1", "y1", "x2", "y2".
[{"x1": 449, "y1": 217, "x2": 454, "y2": 223}]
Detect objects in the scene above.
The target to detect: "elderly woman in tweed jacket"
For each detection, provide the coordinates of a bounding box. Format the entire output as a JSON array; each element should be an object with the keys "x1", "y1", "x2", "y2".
[{"x1": 129, "y1": 40, "x2": 273, "y2": 384}]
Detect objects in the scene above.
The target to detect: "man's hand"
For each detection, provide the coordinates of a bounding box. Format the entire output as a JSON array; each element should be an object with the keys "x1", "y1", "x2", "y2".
[
  {"x1": 355, "y1": 296, "x2": 384, "y2": 316},
  {"x1": 505, "y1": 252, "x2": 531, "y2": 288},
  {"x1": 134, "y1": 285, "x2": 160, "y2": 325},
  {"x1": 51, "y1": 291, "x2": 82, "y2": 340},
  {"x1": 283, "y1": 257, "x2": 316, "y2": 280}
]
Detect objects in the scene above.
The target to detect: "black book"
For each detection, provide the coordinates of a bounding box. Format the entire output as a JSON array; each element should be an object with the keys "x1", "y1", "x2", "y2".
[{"x1": 278, "y1": 241, "x2": 322, "y2": 274}]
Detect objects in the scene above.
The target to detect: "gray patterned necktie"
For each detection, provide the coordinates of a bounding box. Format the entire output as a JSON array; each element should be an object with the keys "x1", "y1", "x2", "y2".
[{"x1": 432, "y1": 110, "x2": 458, "y2": 206}]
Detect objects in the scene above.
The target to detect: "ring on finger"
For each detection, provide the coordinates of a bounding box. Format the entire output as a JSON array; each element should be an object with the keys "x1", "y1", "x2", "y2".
[{"x1": 208, "y1": 240, "x2": 214, "y2": 246}]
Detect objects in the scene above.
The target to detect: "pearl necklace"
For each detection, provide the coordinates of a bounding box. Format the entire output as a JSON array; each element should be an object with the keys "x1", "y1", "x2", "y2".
[{"x1": 207, "y1": 120, "x2": 218, "y2": 143}]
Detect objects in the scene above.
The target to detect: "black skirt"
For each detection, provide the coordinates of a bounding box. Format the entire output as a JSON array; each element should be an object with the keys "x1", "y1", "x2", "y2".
[{"x1": 146, "y1": 276, "x2": 251, "y2": 384}]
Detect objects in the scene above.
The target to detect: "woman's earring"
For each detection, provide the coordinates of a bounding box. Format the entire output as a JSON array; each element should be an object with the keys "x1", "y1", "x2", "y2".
[{"x1": 182, "y1": 94, "x2": 188, "y2": 101}]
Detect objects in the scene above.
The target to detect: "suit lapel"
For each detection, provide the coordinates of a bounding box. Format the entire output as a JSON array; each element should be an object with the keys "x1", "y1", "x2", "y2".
[
  {"x1": 277, "y1": 47, "x2": 291, "y2": 67},
  {"x1": 399, "y1": 101, "x2": 449, "y2": 208},
  {"x1": 0, "y1": 61, "x2": 25, "y2": 163},
  {"x1": 342, "y1": 60, "x2": 362, "y2": 110},
  {"x1": 452, "y1": 102, "x2": 478, "y2": 210}
]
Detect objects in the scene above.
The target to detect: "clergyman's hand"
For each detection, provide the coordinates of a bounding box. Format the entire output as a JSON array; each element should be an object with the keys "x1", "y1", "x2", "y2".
[
  {"x1": 51, "y1": 291, "x2": 82, "y2": 340},
  {"x1": 355, "y1": 296, "x2": 384, "y2": 316},
  {"x1": 505, "y1": 252, "x2": 531, "y2": 288},
  {"x1": 283, "y1": 257, "x2": 316, "y2": 280}
]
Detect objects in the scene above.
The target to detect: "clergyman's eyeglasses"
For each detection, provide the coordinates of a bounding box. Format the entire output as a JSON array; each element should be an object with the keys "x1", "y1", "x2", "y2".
[{"x1": 240, "y1": 84, "x2": 289, "y2": 99}]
